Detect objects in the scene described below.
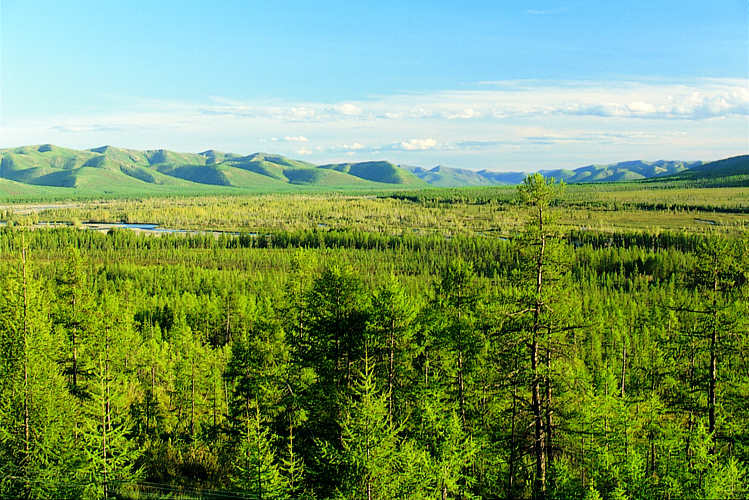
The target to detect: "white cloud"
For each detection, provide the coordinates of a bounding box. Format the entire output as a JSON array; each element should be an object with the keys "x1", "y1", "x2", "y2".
[
  {"x1": 553, "y1": 83, "x2": 748, "y2": 120},
  {"x1": 290, "y1": 107, "x2": 316, "y2": 119},
  {"x1": 295, "y1": 147, "x2": 314, "y2": 155},
  {"x1": 395, "y1": 138, "x2": 439, "y2": 151},
  {"x1": 627, "y1": 101, "x2": 658, "y2": 114},
  {"x1": 447, "y1": 108, "x2": 482, "y2": 119},
  {"x1": 345, "y1": 142, "x2": 365, "y2": 150},
  {"x1": 282, "y1": 135, "x2": 309, "y2": 142},
  {"x1": 323, "y1": 143, "x2": 367, "y2": 153},
  {"x1": 190, "y1": 80, "x2": 749, "y2": 128},
  {"x1": 53, "y1": 123, "x2": 153, "y2": 133},
  {"x1": 333, "y1": 103, "x2": 364, "y2": 116}
]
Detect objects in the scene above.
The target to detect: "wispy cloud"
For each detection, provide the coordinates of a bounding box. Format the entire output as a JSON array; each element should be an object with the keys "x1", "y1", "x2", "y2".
[
  {"x1": 332, "y1": 103, "x2": 364, "y2": 116},
  {"x1": 280, "y1": 136, "x2": 309, "y2": 142},
  {"x1": 559, "y1": 89, "x2": 749, "y2": 120},
  {"x1": 194, "y1": 80, "x2": 749, "y2": 125},
  {"x1": 52, "y1": 123, "x2": 155, "y2": 133},
  {"x1": 476, "y1": 79, "x2": 749, "y2": 121}
]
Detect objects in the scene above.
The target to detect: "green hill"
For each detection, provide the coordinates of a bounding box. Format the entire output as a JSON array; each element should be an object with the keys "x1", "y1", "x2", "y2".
[
  {"x1": 401, "y1": 160, "x2": 696, "y2": 186},
  {"x1": 541, "y1": 160, "x2": 697, "y2": 183},
  {"x1": 1, "y1": 145, "x2": 743, "y2": 198},
  {"x1": 320, "y1": 161, "x2": 429, "y2": 186},
  {"x1": 0, "y1": 145, "x2": 430, "y2": 197},
  {"x1": 647, "y1": 155, "x2": 749, "y2": 187},
  {"x1": 402, "y1": 165, "x2": 499, "y2": 187},
  {"x1": 0, "y1": 177, "x2": 75, "y2": 198}
]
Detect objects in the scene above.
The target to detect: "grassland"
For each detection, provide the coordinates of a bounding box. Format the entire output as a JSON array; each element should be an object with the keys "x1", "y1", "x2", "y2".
[{"x1": 2, "y1": 180, "x2": 746, "y2": 238}]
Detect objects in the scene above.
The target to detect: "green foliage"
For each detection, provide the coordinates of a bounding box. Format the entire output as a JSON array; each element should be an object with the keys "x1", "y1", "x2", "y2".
[
  {"x1": 231, "y1": 405, "x2": 286, "y2": 499},
  {"x1": 0, "y1": 250, "x2": 83, "y2": 498},
  {"x1": 413, "y1": 373, "x2": 479, "y2": 500},
  {"x1": 326, "y1": 356, "x2": 429, "y2": 500},
  {"x1": 0, "y1": 191, "x2": 746, "y2": 499}
]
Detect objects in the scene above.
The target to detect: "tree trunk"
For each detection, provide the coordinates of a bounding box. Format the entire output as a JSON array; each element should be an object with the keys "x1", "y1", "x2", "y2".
[
  {"x1": 457, "y1": 290, "x2": 467, "y2": 430},
  {"x1": 213, "y1": 375, "x2": 217, "y2": 435},
  {"x1": 191, "y1": 351, "x2": 196, "y2": 438},
  {"x1": 708, "y1": 297, "x2": 717, "y2": 454},
  {"x1": 72, "y1": 325, "x2": 78, "y2": 388},
  {"x1": 532, "y1": 225, "x2": 547, "y2": 498},
  {"x1": 620, "y1": 339, "x2": 626, "y2": 398},
  {"x1": 22, "y1": 245, "x2": 30, "y2": 495},
  {"x1": 106, "y1": 329, "x2": 112, "y2": 431},
  {"x1": 225, "y1": 296, "x2": 232, "y2": 344},
  {"x1": 507, "y1": 369, "x2": 518, "y2": 497},
  {"x1": 532, "y1": 337, "x2": 546, "y2": 498},
  {"x1": 103, "y1": 330, "x2": 110, "y2": 500},
  {"x1": 545, "y1": 345, "x2": 553, "y2": 482},
  {"x1": 388, "y1": 316, "x2": 395, "y2": 419},
  {"x1": 458, "y1": 349, "x2": 466, "y2": 430}
]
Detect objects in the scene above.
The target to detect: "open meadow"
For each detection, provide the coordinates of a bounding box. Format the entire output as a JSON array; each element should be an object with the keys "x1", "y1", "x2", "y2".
[{"x1": 4, "y1": 181, "x2": 747, "y2": 236}]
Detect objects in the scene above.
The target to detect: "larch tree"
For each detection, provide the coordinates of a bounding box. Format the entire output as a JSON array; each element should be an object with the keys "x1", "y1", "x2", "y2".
[
  {"x1": 366, "y1": 272, "x2": 418, "y2": 421},
  {"x1": 682, "y1": 235, "x2": 746, "y2": 454},
  {"x1": 0, "y1": 236, "x2": 81, "y2": 499},
  {"x1": 304, "y1": 263, "x2": 367, "y2": 455},
  {"x1": 327, "y1": 353, "x2": 429, "y2": 500},
  {"x1": 225, "y1": 314, "x2": 294, "y2": 499},
  {"x1": 509, "y1": 173, "x2": 570, "y2": 499}
]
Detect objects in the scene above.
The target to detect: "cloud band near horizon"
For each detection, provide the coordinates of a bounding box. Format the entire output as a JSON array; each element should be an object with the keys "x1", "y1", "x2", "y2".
[{"x1": 3, "y1": 79, "x2": 747, "y2": 172}]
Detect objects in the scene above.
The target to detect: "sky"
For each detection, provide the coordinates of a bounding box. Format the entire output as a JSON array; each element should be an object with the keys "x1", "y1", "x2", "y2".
[{"x1": 1, "y1": 0, "x2": 747, "y2": 171}]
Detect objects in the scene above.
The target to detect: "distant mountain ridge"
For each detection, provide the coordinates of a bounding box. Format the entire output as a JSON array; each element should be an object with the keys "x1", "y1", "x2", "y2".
[
  {"x1": 540, "y1": 159, "x2": 700, "y2": 183},
  {"x1": 402, "y1": 159, "x2": 702, "y2": 186},
  {"x1": 0, "y1": 144, "x2": 745, "y2": 196}
]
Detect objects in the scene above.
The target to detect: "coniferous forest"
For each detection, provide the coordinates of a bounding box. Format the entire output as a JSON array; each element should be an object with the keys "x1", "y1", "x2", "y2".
[{"x1": 0, "y1": 175, "x2": 748, "y2": 499}]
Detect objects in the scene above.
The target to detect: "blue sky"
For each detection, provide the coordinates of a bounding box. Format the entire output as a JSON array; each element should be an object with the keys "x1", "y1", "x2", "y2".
[{"x1": 2, "y1": 0, "x2": 747, "y2": 171}]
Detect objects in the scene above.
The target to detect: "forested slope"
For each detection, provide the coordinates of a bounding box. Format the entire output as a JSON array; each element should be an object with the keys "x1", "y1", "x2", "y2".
[
  {"x1": 651, "y1": 155, "x2": 749, "y2": 187},
  {"x1": 0, "y1": 179, "x2": 746, "y2": 499}
]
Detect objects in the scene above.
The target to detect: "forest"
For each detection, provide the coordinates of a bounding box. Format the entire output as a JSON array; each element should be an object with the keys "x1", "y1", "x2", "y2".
[{"x1": 0, "y1": 175, "x2": 747, "y2": 500}]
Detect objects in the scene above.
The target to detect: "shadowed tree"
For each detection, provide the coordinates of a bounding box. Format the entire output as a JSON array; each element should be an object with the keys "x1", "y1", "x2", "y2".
[
  {"x1": 681, "y1": 235, "x2": 747, "y2": 454},
  {"x1": 366, "y1": 272, "x2": 418, "y2": 421}
]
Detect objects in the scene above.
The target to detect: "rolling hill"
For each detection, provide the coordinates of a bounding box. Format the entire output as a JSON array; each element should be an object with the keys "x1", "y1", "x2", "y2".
[
  {"x1": 0, "y1": 145, "x2": 426, "y2": 196},
  {"x1": 652, "y1": 155, "x2": 749, "y2": 186},
  {"x1": 401, "y1": 165, "x2": 505, "y2": 187},
  {"x1": 401, "y1": 160, "x2": 702, "y2": 186},
  {"x1": 320, "y1": 161, "x2": 429, "y2": 187},
  {"x1": 540, "y1": 160, "x2": 699, "y2": 183},
  {"x1": 1, "y1": 144, "x2": 744, "y2": 198}
]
